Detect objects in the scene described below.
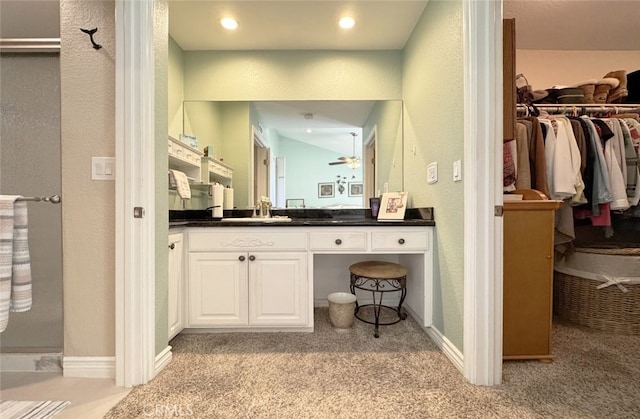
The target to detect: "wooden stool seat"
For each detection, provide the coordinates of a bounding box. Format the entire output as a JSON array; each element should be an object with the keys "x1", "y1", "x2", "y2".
[
  {"x1": 349, "y1": 261, "x2": 408, "y2": 338},
  {"x1": 349, "y1": 261, "x2": 407, "y2": 279}
]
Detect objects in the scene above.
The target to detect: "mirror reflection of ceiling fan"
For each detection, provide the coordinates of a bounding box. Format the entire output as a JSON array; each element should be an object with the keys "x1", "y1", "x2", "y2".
[{"x1": 328, "y1": 132, "x2": 361, "y2": 168}]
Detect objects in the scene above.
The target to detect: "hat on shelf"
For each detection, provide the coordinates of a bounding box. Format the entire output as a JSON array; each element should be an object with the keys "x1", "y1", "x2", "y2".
[
  {"x1": 604, "y1": 70, "x2": 628, "y2": 103},
  {"x1": 593, "y1": 78, "x2": 620, "y2": 104}
]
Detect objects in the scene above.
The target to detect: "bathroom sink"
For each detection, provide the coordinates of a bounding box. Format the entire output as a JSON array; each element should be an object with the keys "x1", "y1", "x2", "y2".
[{"x1": 221, "y1": 216, "x2": 292, "y2": 223}]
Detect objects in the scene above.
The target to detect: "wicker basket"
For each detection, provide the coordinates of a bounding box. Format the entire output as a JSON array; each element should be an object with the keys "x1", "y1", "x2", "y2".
[{"x1": 553, "y1": 271, "x2": 640, "y2": 335}]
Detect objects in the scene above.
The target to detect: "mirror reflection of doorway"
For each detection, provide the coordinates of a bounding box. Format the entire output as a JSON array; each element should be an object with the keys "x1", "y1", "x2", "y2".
[
  {"x1": 364, "y1": 127, "x2": 376, "y2": 203},
  {"x1": 253, "y1": 128, "x2": 270, "y2": 206}
]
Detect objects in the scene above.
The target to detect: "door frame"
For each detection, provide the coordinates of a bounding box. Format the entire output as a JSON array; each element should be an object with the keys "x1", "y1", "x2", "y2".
[
  {"x1": 115, "y1": 0, "x2": 156, "y2": 387},
  {"x1": 114, "y1": 0, "x2": 504, "y2": 386},
  {"x1": 461, "y1": 0, "x2": 503, "y2": 385}
]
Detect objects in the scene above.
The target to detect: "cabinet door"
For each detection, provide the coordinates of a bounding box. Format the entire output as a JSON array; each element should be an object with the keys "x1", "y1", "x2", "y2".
[
  {"x1": 168, "y1": 233, "x2": 184, "y2": 339},
  {"x1": 248, "y1": 252, "x2": 308, "y2": 326},
  {"x1": 503, "y1": 199, "x2": 561, "y2": 360},
  {"x1": 188, "y1": 252, "x2": 248, "y2": 326}
]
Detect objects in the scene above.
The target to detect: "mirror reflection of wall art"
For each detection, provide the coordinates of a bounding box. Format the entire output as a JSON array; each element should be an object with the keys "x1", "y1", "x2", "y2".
[
  {"x1": 318, "y1": 182, "x2": 335, "y2": 198},
  {"x1": 348, "y1": 182, "x2": 363, "y2": 197},
  {"x1": 377, "y1": 191, "x2": 408, "y2": 221}
]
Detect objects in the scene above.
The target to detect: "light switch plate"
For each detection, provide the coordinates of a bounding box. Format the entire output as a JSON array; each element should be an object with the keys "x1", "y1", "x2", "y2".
[
  {"x1": 92, "y1": 157, "x2": 115, "y2": 181},
  {"x1": 427, "y1": 162, "x2": 438, "y2": 184},
  {"x1": 453, "y1": 160, "x2": 462, "y2": 182}
]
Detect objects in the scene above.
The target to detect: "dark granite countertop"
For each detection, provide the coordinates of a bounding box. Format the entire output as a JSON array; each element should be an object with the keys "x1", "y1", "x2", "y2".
[{"x1": 169, "y1": 208, "x2": 435, "y2": 228}]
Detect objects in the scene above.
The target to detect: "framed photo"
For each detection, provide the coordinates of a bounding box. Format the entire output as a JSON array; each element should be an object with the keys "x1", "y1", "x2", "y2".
[
  {"x1": 377, "y1": 191, "x2": 408, "y2": 221},
  {"x1": 348, "y1": 182, "x2": 363, "y2": 197},
  {"x1": 318, "y1": 182, "x2": 335, "y2": 198}
]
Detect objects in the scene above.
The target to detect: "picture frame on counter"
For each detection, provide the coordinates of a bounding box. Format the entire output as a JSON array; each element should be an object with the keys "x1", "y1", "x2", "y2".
[{"x1": 377, "y1": 191, "x2": 408, "y2": 221}]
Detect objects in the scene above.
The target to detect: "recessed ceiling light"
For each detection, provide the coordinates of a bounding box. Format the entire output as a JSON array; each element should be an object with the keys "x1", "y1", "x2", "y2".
[
  {"x1": 220, "y1": 17, "x2": 238, "y2": 30},
  {"x1": 339, "y1": 16, "x2": 355, "y2": 29},
  {"x1": 306, "y1": 129, "x2": 313, "y2": 133}
]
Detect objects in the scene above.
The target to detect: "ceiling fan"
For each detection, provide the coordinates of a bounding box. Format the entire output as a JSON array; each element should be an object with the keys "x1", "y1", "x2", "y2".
[{"x1": 328, "y1": 132, "x2": 361, "y2": 168}]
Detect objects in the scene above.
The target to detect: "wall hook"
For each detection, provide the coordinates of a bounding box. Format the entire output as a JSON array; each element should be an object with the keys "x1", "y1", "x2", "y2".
[{"x1": 80, "y1": 28, "x2": 102, "y2": 50}]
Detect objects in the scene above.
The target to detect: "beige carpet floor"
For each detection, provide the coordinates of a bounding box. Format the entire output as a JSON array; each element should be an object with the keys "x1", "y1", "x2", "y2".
[{"x1": 105, "y1": 308, "x2": 640, "y2": 418}]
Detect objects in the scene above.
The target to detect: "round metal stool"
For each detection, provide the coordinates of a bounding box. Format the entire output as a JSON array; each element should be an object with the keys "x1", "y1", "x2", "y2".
[{"x1": 349, "y1": 261, "x2": 407, "y2": 338}]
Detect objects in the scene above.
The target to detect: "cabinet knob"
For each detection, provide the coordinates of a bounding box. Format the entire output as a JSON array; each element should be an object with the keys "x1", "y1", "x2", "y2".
[
  {"x1": 398, "y1": 238, "x2": 405, "y2": 245},
  {"x1": 335, "y1": 239, "x2": 342, "y2": 245},
  {"x1": 249, "y1": 255, "x2": 256, "y2": 261},
  {"x1": 238, "y1": 255, "x2": 245, "y2": 261},
  {"x1": 168, "y1": 243, "x2": 175, "y2": 250},
  {"x1": 546, "y1": 255, "x2": 551, "y2": 259}
]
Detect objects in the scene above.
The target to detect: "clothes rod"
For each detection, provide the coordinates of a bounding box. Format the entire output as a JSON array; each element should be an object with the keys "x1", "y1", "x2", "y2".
[
  {"x1": 16, "y1": 195, "x2": 61, "y2": 204},
  {"x1": 518, "y1": 104, "x2": 640, "y2": 110}
]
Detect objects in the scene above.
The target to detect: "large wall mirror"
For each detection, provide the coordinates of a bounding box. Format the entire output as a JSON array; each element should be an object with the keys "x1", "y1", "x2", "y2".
[{"x1": 183, "y1": 100, "x2": 403, "y2": 209}]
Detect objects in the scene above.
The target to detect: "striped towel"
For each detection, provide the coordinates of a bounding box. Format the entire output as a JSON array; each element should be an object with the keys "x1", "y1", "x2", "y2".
[
  {"x1": 168, "y1": 169, "x2": 191, "y2": 199},
  {"x1": 0, "y1": 195, "x2": 32, "y2": 333}
]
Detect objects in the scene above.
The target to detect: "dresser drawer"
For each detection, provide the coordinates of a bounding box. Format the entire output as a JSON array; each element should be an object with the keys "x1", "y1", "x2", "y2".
[
  {"x1": 309, "y1": 232, "x2": 367, "y2": 251},
  {"x1": 189, "y1": 231, "x2": 307, "y2": 251},
  {"x1": 371, "y1": 231, "x2": 429, "y2": 251}
]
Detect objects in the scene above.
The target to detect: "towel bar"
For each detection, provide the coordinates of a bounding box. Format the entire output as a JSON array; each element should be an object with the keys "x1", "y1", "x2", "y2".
[{"x1": 16, "y1": 195, "x2": 61, "y2": 204}]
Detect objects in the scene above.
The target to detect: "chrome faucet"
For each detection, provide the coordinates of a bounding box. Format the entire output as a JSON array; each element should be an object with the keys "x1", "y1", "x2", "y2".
[{"x1": 257, "y1": 197, "x2": 272, "y2": 218}]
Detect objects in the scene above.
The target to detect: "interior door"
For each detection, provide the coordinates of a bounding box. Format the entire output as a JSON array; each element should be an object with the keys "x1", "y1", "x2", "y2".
[{"x1": 253, "y1": 143, "x2": 270, "y2": 205}]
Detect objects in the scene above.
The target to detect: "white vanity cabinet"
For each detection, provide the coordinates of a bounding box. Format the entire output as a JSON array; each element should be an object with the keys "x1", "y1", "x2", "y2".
[
  {"x1": 168, "y1": 232, "x2": 185, "y2": 340},
  {"x1": 187, "y1": 229, "x2": 309, "y2": 329},
  {"x1": 182, "y1": 225, "x2": 434, "y2": 334}
]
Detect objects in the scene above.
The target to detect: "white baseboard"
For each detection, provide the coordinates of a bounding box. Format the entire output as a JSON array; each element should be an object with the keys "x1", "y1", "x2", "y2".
[
  {"x1": 63, "y1": 356, "x2": 115, "y2": 378},
  {"x1": 426, "y1": 325, "x2": 464, "y2": 373},
  {"x1": 0, "y1": 353, "x2": 62, "y2": 372},
  {"x1": 402, "y1": 304, "x2": 464, "y2": 374},
  {"x1": 155, "y1": 345, "x2": 172, "y2": 376}
]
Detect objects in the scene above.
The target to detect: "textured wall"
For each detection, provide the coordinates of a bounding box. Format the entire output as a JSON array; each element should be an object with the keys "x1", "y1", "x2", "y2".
[
  {"x1": 60, "y1": 0, "x2": 115, "y2": 357},
  {"x1": 402, "y1": 0, "x2": 465, "y2": 350},
  {"x1": 168, "y1": 36, "x2": 184, "y2": 140},
  {"x1": 155, "y1": 0, "x2": 169, "y2": 357},
  {"x1": 183, "y1": 50, "x2": 402, "y2": 101},
  {"x1": 0, "y1": 53, "x2": 63, "y2": 352}
]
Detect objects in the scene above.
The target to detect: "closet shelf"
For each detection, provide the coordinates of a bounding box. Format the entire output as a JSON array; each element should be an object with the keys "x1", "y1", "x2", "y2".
[{"x1": 517, "y1": 103, "x2": 640, "y2": 114}]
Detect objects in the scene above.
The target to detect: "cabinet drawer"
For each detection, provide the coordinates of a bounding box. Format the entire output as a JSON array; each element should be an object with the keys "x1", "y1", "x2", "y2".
[
  {"x1": 189, "y1": 231, "x2": 307, "y2": 251},
  {"x1": 371, "y1": 231, "x2": 429, "y2": 251},
  {"x1": 309, "y1": 232, "x2": 367, "y2": 251}
]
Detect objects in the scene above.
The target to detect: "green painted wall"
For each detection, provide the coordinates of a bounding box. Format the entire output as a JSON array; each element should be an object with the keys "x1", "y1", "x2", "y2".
[
  {"x1": 183, "y1": 50, "x2": 402, "y2": 101},
  {"x1": 402, "y1": 0, "x2": 465, "y2": 350}
]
